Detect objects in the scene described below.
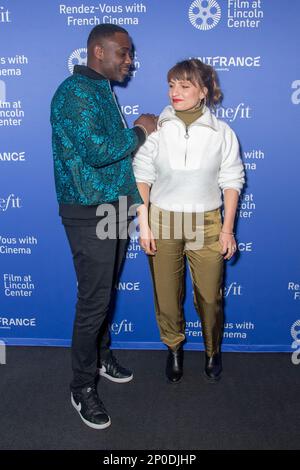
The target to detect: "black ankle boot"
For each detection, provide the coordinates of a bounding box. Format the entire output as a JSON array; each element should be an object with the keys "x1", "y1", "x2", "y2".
[
  {"x1": 166, "y1": 346, "x2": 183, "y2": 383},
  {"x1": 204, "y1": 353, "x2": 222, "y2": 382}
]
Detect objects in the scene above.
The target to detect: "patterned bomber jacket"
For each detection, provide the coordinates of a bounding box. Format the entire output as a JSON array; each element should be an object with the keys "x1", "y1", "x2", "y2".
[{"x1": 50, "y1": 65, "x2": 143, "y2": 209}]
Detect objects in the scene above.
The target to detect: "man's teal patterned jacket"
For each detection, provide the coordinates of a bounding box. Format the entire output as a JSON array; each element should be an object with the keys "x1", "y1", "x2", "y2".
[{"x1": 50, "y1": 65, "x2": 144, "y2": 213}]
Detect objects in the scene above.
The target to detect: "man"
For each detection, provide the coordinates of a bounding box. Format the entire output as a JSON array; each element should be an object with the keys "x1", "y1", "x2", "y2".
[{"x1": 50, "y1": 24, "x2": 156, "y2": 429}]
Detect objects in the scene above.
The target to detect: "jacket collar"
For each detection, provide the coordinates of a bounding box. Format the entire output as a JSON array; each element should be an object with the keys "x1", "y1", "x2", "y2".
[
  {"x1": 73, "y1": 65, "x2": 107, "y2": 81},
  {"x1": 159, "y1": 105, "x2": 219, "y2": 131}
]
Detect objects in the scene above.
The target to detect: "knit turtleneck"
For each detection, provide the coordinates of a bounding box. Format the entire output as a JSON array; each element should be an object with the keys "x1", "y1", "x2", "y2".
[{"x1": 175, "y1": 105, "x2": 204, "y2": 127}]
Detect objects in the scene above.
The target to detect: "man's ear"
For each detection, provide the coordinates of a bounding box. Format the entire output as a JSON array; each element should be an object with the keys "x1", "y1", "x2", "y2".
[{"x1": 94, "y1": 44, "x2": 104, "y2": 60}]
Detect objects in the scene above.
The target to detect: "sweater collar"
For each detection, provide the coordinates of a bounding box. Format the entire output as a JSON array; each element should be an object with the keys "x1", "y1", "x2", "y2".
[
  {"x1": 175, "y1": 105, "x2": 204, "y2": 127},
  {"x1": 73, "y1": 65, "x2": 107, "y2": 81},
  {"x1": 159, "y1": 105, "x2": 219, "y2": 131}
]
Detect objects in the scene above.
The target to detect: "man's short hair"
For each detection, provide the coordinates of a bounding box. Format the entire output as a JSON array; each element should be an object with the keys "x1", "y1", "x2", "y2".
[{"x1": 87, "y1": 24, "x2": 128, "y2": 46}]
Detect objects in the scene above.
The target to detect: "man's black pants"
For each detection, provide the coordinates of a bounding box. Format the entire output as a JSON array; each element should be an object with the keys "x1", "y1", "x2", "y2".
[{"x1": 64, "y1": 217, "x2": 129, "y2": 393}]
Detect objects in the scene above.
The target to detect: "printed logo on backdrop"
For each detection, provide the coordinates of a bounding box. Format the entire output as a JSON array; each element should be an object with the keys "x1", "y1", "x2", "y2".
[
  {"x1": 121, "y1": 104, "x2": 139, "y2": 116},
  {"x1": 227, "y1": 0, "x2": 264, "y2": 28},
  {"x1": 243, "y1": 148, "x2": 264, "y2": 172},
  {"x1": 224, "y1": 282, "x2": 243, "y2": 297},
  {"x1": 0, "y1": 6, "x2": 11, "y2": 23},
  {"x1": 237, "y1": 192, "x2": 255, "y2": 219},
  {"x1": 0, "y1": 87, "x2": 24, "y2": 127},
  {"x1": 126, "y1": 236, "x2": 141, "y2": 260},
  {"x1": 191, "y1": 55, "x2": 261, "y2": 72},
  {"x1": 288, "y1": 282, "x2": 300, "y2": 301},
  {"x1": 238, "y1": 241, "x2": 253, "y2": 252},
  {"x1": 59, "y1": 3, "x2": 147, "y2": 27},
  {"x1": 189, "y1": 0, "x2": 221, "y2": 30},
  {"x1": 189, "y1": 0, "x2": 264, "y2": 30},
  {"x1": 3, "y1": 274, "x2": 35, "y2": 298},
  {"x1": 186, "y1": 319, "x2": 255, "y2": 340},
  {"x1": 214, "y1": 102, "x2": 252, "y2": 122},
  {"x1": 291, "y1": 80, "x2": 300, "y2": 105},
  {"x1": 68, "y1": 48, "x2": 87, "y2": 74},
  {"x1": 0, "y1": 55, "x2": 29, "y2": 78},
  {"x1": 0, "y1": 235, "x2": 38, "y2": 255},
  {"x1": 0, "y1": 194, "x2": 21, "y2": 212},
  {"x1": 116, "y1": 281, "x2": 140, "y2": 292},
  {"x1": 110, "y1": 319, "x2": 134, "y2": 335},
  {"x1": 0, "y1": 151, "x2": 26, "y2": 163},
  {"x1": 193, "y1": 281, "x2": 243, "y2": 297},
  {"x1": 291, "y1": 320, "x2": 300, "y2": 365},
  {"x1": 0, "y1": 316, "x2": 36, "y2": 330}
]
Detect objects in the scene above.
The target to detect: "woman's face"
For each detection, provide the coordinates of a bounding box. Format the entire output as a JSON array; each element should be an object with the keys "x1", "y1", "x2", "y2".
[{"x1": 168, "y1": 79, "x2": 207, "y2": 111}]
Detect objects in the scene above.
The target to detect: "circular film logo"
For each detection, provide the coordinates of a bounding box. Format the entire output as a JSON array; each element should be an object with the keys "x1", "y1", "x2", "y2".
[
  {"x1": 291, "y1": 319, "x2": 300, "y2": 365},
  {"x1": 189, "y1": 0, "x2": 221, "y2": 31},
  {"x1": 291, "y1": 319, "x2": 300, "y2": 342},
  {"x1": 68, "y1": 48, "x2": 87, "y2": 74}
]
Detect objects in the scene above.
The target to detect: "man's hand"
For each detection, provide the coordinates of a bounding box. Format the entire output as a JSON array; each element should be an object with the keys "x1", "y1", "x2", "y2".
[{"x1": 134, "y1": 114, "x2": 158, "y2": 135}]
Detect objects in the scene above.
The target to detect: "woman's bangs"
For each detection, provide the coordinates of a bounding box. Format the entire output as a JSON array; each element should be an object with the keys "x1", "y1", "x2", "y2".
[{"x1": 167, "y1": 65, "x2": 198, "y2": 86}]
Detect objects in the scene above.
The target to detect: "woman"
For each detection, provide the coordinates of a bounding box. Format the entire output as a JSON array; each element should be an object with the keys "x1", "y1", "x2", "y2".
[{"x1": 133, "y1": 59, "x2": 244, "y2": 383}]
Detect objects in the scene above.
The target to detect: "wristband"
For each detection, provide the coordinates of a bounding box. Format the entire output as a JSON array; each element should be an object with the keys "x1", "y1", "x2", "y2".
[
  {"x1": 135, "y1": 124, "x2": 148, "y2": 139},
  {"x1": 221, "y1": 230, "x2": 235, "y2": 235}
]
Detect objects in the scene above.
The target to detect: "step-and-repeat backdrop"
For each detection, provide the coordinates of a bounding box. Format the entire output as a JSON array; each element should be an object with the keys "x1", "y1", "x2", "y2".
[{"x1": 1, "y1": 0, "x2": 299, "y2": 353}]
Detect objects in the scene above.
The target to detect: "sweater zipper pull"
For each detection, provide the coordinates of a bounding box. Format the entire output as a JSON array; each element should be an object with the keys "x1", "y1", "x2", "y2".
[{"x1": 184, "y1": 126, "x2": 189, "y2": 166}]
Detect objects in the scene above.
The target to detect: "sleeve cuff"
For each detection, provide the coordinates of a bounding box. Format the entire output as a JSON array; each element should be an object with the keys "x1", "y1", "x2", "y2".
[
  {"x1": 133, "y1": 126, "x2": 147, "y2": 147},
  {"x1": 135, "y1": 179, "x2": 152, "y2": 187},
  {"x1": 222, "y1": 187, "x2": 241, "y2": 195}
]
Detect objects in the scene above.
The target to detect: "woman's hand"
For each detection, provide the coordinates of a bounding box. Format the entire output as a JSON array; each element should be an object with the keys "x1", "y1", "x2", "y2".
[
  {"x1": 139, "y1": 218, "x2": 157, "y2": 256},
  {"x1": 219, "y1": 231, "x2": 237, "y2": 260}
]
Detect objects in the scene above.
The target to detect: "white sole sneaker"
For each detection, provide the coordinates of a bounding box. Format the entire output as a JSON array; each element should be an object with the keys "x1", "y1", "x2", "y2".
[
  {"x1": 99, "y1": 366, "x2": 133, "y2": 383},
  {"x1": 71, "y1": 393, "x2": 111, "y2": 430}
]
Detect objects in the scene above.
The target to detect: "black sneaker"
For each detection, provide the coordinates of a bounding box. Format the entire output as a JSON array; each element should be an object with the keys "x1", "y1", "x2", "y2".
[
  {"x1": 99, "y1": 354, "x2": 133, "y2": 383},
  {"x1": 71, "y1": 386, "x2": 111, "y2": 429}
]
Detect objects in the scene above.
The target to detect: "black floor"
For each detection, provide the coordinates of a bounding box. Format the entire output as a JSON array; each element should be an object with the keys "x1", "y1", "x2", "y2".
[{"x1": 0, "y1": 347, "x2": 299, "y2": 450}]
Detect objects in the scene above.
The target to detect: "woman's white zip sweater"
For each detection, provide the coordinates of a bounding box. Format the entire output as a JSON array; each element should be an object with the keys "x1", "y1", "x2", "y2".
[{"x1": 133, "y1": 105, "x2": 245, "y2": 213}]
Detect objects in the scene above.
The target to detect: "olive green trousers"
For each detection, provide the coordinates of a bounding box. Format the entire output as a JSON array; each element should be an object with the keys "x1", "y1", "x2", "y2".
[{"x1": 148, "y1": 205, "x2": 224, "y2": 357}]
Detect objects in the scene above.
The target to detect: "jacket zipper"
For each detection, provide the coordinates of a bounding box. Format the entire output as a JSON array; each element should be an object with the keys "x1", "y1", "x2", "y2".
[
  {"x1": 183, "y1": 122, "x2": 211, "y2": 166},
  {"x1": 160, "y1": 116, "x2": 212, "y2": 167},
  {"x1": 184, "y1": 125, "x2": 189, "y2": 167}
]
